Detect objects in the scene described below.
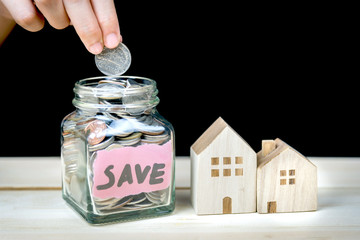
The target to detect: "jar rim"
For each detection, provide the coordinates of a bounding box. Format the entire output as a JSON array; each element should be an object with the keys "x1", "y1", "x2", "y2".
[
  {"x1": 72, "y1": 76, "x2": 159, "y2": 114},
  {"x1": 74, "y1": 76, "x2": 157, "y2": 95}
]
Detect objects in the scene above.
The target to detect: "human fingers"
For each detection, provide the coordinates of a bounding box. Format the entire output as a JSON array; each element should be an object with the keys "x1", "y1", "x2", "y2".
[
  {"x1": 63, "y1": 0, "x2": 103, "y2": 54},
  {"x1": 34, "y1": 0, "x2": 70, "y2": 30},
  {"x1": 1, "y1": 0, "x2": 44, "y2": 32},
  {"x1": 91, "y1": 0, "x2": 121, "y2": 49},
  {"x1": 0, "y1": 1, "x2": 13, "y2": 20}
]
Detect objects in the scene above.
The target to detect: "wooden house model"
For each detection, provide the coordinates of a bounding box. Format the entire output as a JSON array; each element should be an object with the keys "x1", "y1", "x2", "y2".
[
  {"x1": 190, "y1": 117, "x2": 257, "y2": 215},
  {"x1": 257, "y1": 138, "x2": 317, "y2": 213}
]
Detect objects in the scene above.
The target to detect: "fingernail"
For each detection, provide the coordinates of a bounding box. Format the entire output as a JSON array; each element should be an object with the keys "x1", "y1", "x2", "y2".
[
  {"x1": 89, "y1": 42, "x2": 103, "y2": 55},
  {"x1": 105, "y1": 33, "x2": 120, "y2": 49}
]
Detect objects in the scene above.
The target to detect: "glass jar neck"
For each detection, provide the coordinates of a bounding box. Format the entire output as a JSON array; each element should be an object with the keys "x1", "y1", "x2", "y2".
[{"x1": 72, "y1": 76, "x2": 159, "y2": 115}]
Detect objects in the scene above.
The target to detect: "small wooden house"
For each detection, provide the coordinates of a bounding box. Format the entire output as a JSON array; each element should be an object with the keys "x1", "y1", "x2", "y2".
[
  {"x1": 190, "y1": 117, "x2": 257, "y2": 215},
  {"x1": 257, "y1": 138, "x2": 317, "y2": 213}
]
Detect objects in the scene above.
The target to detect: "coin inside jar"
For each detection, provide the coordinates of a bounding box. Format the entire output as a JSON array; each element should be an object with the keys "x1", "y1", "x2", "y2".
[{"x1": 84, "y1": 120, "x2": 107, "y2": 145}]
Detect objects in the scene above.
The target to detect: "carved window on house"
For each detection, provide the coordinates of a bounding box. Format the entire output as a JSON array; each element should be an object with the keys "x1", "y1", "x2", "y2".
[
  {"x1": 223, "y1": 157, "x2": 231, "y2": 177},
  {"x1": 223, "y1": 169, "x2": 231, "y2": 176},
  {"x1": 211, "y1": 156, "x2": 244, "y2": 177},
  {"x1": 211, "y1": 157, "x2": 220, "y2": 177},
  {"x1": 280, "y1": 179, "x2": 287, "y2": 185},
  {"x1": 235, "y1": 168, "x2": 243, "y2": 176},
  {"x1": 235, "y1": 156, "x2": 243, "y2": 176},
  {"x1": 235, "y1": 157, "x2": 243, "y2": 164},
  {"x1": 211, "y1": 157, "x2": 219, "y2": 165},
  {"x1": 289, "y1": 169, "x2": 296, "y2": 184},
  {"x1": 211, "y1": 169, "x2": 219, "y2": 177},
  {"x1": 280, "y1": 169, "x2": 296, "y2": 185},
  {"x1": 223, "y1": 157, "x2": 231, "y2": 165}
]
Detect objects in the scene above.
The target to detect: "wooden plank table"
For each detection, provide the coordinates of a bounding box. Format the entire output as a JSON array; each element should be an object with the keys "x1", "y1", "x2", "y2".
[{"x1": 1, "y1": 157, "x2": 360, "y2": 239}]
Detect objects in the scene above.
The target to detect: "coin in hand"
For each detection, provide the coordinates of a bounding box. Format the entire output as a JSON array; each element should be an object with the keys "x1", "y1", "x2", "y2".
[{"x1": 95, "y1": 43, "x2": 131, "y2": 76}]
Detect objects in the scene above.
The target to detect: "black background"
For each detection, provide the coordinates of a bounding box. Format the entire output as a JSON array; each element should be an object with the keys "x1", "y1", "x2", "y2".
[{"x1": 0, "y1": 2, "x2": 358, "y2": 157}]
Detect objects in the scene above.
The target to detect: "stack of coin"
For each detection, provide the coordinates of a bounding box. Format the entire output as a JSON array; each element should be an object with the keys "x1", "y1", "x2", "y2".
[
  {"x1": 61, "y1": 111, "x2": 88, "y2": 207},
  {"x1": 93, "y1": 192, "x2": 162, "y2": 213},
  {"x1": 62, "y1": 112, "x2": 82, "y2": 181}
]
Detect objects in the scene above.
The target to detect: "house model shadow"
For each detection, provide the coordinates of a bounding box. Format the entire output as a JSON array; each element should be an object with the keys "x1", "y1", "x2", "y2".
[{"x1": 190, "y1": 117, "x2": 317, "y2": 215}]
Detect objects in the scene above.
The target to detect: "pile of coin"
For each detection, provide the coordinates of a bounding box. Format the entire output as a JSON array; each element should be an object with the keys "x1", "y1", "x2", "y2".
[
  {"x1": 93, "y1": 190, "x2": 169, "y2": 214},
  {"x1": 83, "y1": 115, "x2": 170, "y2": 153},
  {"x1": 61, "y1": 78, "x2": 172, "y2": 214}
]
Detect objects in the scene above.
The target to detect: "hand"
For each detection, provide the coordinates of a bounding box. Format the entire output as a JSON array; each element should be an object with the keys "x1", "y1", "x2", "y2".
[{"x1": 0, "y1": 0, "x2": 122, "y2": 54}]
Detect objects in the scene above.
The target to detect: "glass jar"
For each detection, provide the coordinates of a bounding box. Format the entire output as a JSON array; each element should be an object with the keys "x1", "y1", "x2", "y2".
[{"x1": 61, "y1": 76, "x2": 175, "y2": 224}]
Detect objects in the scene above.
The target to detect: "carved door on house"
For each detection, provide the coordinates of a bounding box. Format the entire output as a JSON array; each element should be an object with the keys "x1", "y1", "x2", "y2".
[
  {"x1": 223, "y1": 197, "x2": 232, "y2": 214},
  {"x1": 267, "y1": 201, "x2": 277, "y2": 213}
]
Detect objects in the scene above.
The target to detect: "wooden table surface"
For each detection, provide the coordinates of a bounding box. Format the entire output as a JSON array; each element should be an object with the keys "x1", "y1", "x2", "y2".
[{"x1": 1, "y1": 157, "x2": 360, "y2": 239}]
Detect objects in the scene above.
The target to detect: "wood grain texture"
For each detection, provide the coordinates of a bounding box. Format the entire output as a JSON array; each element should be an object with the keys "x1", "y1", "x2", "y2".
[
  {"x1": 0, "y1": 157, "x2": 360, "y2": 239},
  {"x1": 257, "y1": 139, "x2": 317, "y2": 213},
  {"x1": 191, "y1": 117, "x2": 257, "y2": 215},
  {"x1": 191, "y1": 117, "x2": 228, "y2": 155},
  {"x1": 1, "y1": 188, "x2": 360, "y2": 240},
  {"x1": 261, "y1": 140, "x2": 276, "y2": 157}
]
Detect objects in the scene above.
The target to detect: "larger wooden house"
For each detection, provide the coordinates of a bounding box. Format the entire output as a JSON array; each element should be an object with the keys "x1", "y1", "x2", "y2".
[{"x1": 190, "y1": 117, "x2": 257, "y2": 215}]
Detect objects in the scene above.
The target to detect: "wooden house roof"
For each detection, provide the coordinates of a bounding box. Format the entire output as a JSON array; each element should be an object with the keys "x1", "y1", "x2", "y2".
[
  {"x1": 191, "y1": 117, "x2": 252, "y2": 155},
  {"x1": 257, "y1": 138, "x2": 316, "y2": 169}
]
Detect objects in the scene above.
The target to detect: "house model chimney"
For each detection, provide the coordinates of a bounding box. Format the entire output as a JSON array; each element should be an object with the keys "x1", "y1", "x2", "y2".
[{"x1": 262, "y1": 140, "x2": 276, "y2": 157}]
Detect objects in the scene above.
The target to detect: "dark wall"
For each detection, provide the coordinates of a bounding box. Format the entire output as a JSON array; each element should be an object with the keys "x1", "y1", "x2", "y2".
[{"x1": 0, "y1": 3, "x2": 358, "y2": 157}]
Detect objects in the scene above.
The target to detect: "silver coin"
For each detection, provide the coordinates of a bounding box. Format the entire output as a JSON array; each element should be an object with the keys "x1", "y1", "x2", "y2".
[
  {"x1": 104, "y1": 142, "x2": 123, "y2": 151},
  {"x1": 95, "y1": 43, "x2": 131, "y2": 76},
  {"x1": 126, "y1": 193, "x2": 147, "y2": 205},
  {"x1": 141, "y1": 133, "x2": 169, "y2": 145},
  {"x1": 145, "y1": 190, "x2": 167, "y2": 204},
  {"x1": 117, "y1": 137, "x2": 141, "y2": 146},
  {"x1": 94, "y1": 197, "x2": 119, "y2": 207},
  {"x1": 94, "y1": 83, "x2": 124, "y2": 100},
  {"x1": 118, "y1": 132, "x2": 142, "y2": 140}
]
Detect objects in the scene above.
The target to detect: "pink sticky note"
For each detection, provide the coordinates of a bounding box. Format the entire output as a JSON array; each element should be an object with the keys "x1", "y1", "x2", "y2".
[{"x1": 92, "y1": 141, "x2": 173, "y2": 199}]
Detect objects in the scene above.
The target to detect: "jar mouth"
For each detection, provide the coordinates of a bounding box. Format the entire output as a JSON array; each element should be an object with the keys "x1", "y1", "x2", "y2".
[{"x1": 73, "y1": 76, "x2": 159, "y2": 114}]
